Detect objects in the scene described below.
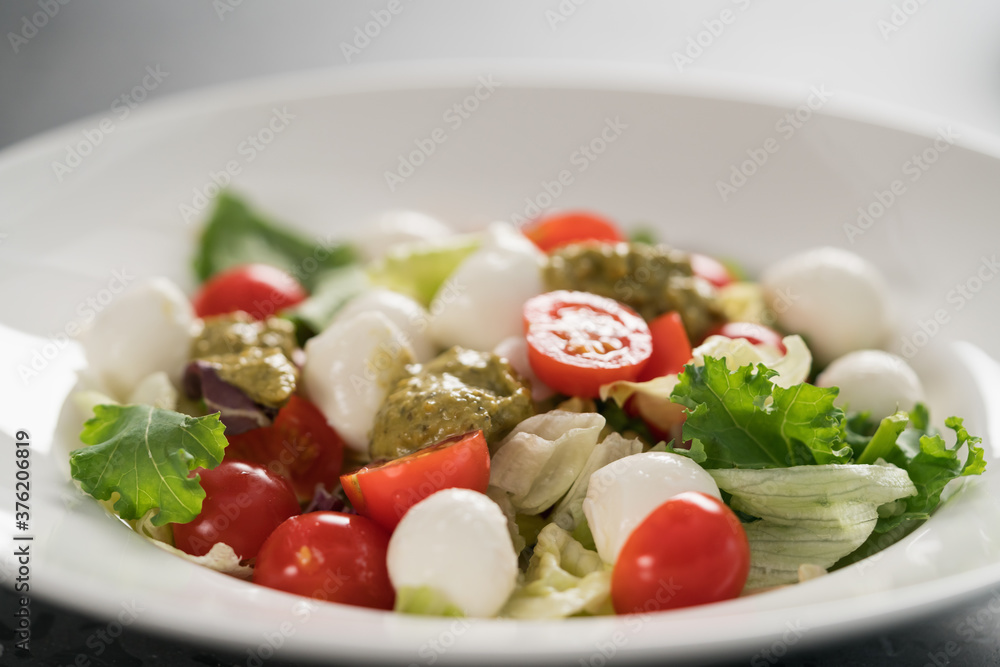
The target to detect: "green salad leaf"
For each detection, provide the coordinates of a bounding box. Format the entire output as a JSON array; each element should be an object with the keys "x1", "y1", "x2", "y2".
[
  {"x1": 70, "y1": 404, "x2": 228, "y2": 526},
  {"x1": 501, "y1": 524, "x2": 612, "y2": 619},
  {"x1": 194, "y1": 192, "x2": 356, "y2": 291},
  {"x1": 670, "y1": 356, "x2": 851, "y2": 468},
  {"x1": 395, "y1": 586, "x2": 465, "y2": 617},
  {"x1": 367, "y1": 234, "x2": 479, "y2": 306}
]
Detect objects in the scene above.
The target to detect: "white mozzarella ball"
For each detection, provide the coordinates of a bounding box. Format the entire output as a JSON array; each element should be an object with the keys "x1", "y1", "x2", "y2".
[
  {"x1": 760, "y1": 247, "x2": 891, "y2": 366},
  {"x1": 80, "y1": 278, "x2": 195, "y2": 401},
  {"x1": 493, "y1": 335, "x2": 554, "y2": 401},
  {"x1": 332, "y1": 289, "x2": 435, "y2": 362},
  {"x1": 352, "y1": 210, "x2": 452, "y2": 260},
  {"x1": 387, "y1": 489, "x2": 518, "y2": 618},
  {"x1": 816, "y1": 349, "x2": 925, "y2": 419},
  {"x1": 427, "y1": 222, "x2": 544, "y2": 351},
  {"x1": 303, "y1": 311, "x2": 414, "y2": 455},
  {"x1": 583, "y1": 452, "x2": 722, "y2": 564}
]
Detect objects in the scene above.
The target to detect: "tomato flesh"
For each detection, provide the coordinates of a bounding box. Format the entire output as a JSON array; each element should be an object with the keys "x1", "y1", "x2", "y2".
[
  {"x1": 706, "y1": 321, "x2": 787, "y2": 354},
  {"x1": 254, "y1": 512, "x2": 395, "y2": 610},
  {"x1": 226, "y1": 395, "x2": 345, "y2": 503},
  {"x1": 172, "y1": 461, "x2": 300, "y2": 560},
  {"x1": 611, "y1": 492, "x2": 750, "y2": 613},
  {"x1": 340, "y1": 430, "x2": 490, "y2": 532},
  {"x1": 193, "y1": 263, "x2": 307, "y2": 320},
  {"x1": 690, "y1": 252, "x2": 734, "y2": 288},
  {"x1": 637, "y1": 311, "x2": 692, "y2": 381},
  {"x1": 524, "y1": 290, "x2": 652, "y2": 398},
  {"x1": 522, "y1": 211, "x2": 625, "y2": 252}
]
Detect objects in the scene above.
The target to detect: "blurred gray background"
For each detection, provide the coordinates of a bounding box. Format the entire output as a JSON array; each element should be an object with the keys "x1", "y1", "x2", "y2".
[{"x1": 3, "y1": 0, "x2": 1000, "y2": 149}]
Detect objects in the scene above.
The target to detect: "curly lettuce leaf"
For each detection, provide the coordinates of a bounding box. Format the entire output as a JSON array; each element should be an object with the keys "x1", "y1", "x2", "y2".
[
  {"x1": 70, "y1": 404, "x2": 228, "y2": 526},
  {"x1": 671, "y1": 356, "x2": 851, "y2": 469}
]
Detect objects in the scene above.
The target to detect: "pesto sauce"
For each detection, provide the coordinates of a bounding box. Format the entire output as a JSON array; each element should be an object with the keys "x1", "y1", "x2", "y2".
[
  {"x1": 191, "y1": 313, "x2": 299, "y2": 408},
  {"x1": 543, "y1": 242, "x2": 722, "y2": 340},
  {"x1": 371, "y1": 347, "x2": 533, "y2": 460}
]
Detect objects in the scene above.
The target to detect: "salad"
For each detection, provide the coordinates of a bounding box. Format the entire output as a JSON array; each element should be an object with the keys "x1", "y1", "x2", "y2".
[{"x1": 66, "y1": 193, "x2": 986, "y2": 619}]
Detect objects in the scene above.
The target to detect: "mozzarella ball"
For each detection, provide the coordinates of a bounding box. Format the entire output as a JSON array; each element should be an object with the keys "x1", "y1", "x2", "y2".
[
  {"x1": 80, "y1": 278, "x2": 195, "y2": 401},
  {"x1": 583, "y1": 452, "x2": 722, "y2": 564},
  {"x1": 304, "y1": 311, "x2": 414, "y2": 455},
  {"x1": 816, "y1": 349, "x2": 925, "y2": 419},
  {"x1": 352, "y1": 210, "x2": 452, "y2": 260},
  {"x1": 760, "y1": 247, "x2": 891, "y2": 366},
  {"x1": 332, "y1": 289, "x2": 435, "y2": 363},
  {"x1": 387, "y1": 489, "x2": 518, "y2": 617},
  {"x1": 427, "y1": 222, "x2": 544, "y2": 351},
  {"x1": 493, "y1": 335, "x2": 554, "y2": 401}
]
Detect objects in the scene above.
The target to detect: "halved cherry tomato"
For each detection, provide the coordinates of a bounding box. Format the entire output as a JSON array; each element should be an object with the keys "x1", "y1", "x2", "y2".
[
  {"x1": 225, "y1": 396, "x2": 345, "y2": 503},
  {"x1": 706, "y1": 321, "x2": 787, "y2": 354},
  {"x1": 522, "y1": 211, "x2": 625, "y2": 252},
  {"x1": 254, "y1": 512, "x2": 394, "y2": 610},
  {"x1": 637, "y1": 312, "x2": 692, "y2": 381},
  {"x1": 524, "y1": 291, "x2": 652, "y2": 398},
  {"x1": 690, "y1": 252, "x2": 735, "y2": 288},
  {"x1": 612, "y1": 492, "x2": 749, "y2": 614},
  {"x1": 340, "y1": 430, "x2": 490, "y2": 532},
  {"x1": 172, "y1": 461, "x2": 300, "y2": 560},
  {"x1": 193, "y1": 263, "x2": 307, "y2": 320}
]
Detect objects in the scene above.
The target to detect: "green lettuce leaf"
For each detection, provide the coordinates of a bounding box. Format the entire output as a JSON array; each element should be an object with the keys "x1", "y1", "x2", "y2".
[
  {"x1": 876, "y1": 413, "x2": 986, "y2": 531},
  {"x1": 501, "y1": 524, "x2": 612, "y2": 619},
  {"x1": 70, "y1": 404, "x2": 228, "y2": 526},
  {"x1": 671, "y1": 356, "x2": 851, "y2": 469},
  {"x1": 367, "y1": 234, "x2": 479, "y2": 306},
  {"x1": 395, "y1": 586, "x2": 465, "y2": 617},
  {"x1": 710, "y1": 464, "x2": 917, "y2": 587},
  {"x1": 194, "y1": 191, "x2": 356, "y2": 290}
]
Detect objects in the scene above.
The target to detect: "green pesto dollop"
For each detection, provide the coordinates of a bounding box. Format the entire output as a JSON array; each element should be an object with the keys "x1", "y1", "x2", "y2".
[
  {"x1": 371, "y1": 347, "x2": 533, "y2": 460},
  {"x1": 192, "y1": 311, "x2": 297, "y2": 359},
  {"x1": 191, "y1": 313, "x2": 299, "y2": 408},
  {"x1": 543, "y1": 242, "x2": 722, "y2": 340}
]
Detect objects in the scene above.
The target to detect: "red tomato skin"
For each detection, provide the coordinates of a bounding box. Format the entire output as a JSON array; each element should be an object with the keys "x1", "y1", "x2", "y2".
[
  {"x1": 193, "y1": 263, "x2": 307, "y2": 320},
  {"x1": 172, "y1": 461, "x2": 300, "y2": 561},
  {"x1": 611, "y1": 492, "x2": 750, "y2": 614},
  {"x1": 340, "y1": 430, "x2": 490, "y2": 532},
  {"x1": 706, "y1": 321, "x2": 787, "y2": 354},
  {"x1": 637, "y1": 312, "x2": 693, "y2": 381},
  {"x1": 254, "y1": 512, "x2": 395, "y2": 610},
  {"x1": 226, "y1": 396, "x2": 345, "y2": 503},
  {"x1": 524, "y1": 291, "x2": 653, "y2": 398},
  {"x1": 523, "y1": 211, "x2": 625, "y2": 252},
  {"x1": 690, "y1": 253, "x2": 734, "y2": 288}
]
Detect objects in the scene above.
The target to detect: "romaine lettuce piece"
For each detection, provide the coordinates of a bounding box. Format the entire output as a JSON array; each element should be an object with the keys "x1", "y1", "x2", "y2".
[
  {"x1": 710, "y1": 464, "x2": 917, "y2": 588},
  {"x1": 501, "y1": 524, "x2": 612, "y2": 619},
  {"x1": 367, "y1": 234, "x2": 479, "y2": 306},
  {"x1": 490, "y1": 411, "x2": 605, "y2": 515}
]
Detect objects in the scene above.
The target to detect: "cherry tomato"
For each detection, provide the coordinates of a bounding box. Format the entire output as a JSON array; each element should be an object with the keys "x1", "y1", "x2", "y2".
[
  {"x1": 172, "y1": 461, "x2": 300, "y2": 560},
  {"x1": 192, "y1": 263, "x2": 307, "y2": 320},
  {"x1": 690, "y1": 252, "x2": 735, "y2": 288},
  {"x1": 706, "y1": 321, "x2": 787, "y2": 354},
  {"x1": 254, "y1": 512, "x2": 395, "y2": 610},
  {"x1": 637, "y1": 312, "x2": 693, "y2": 381},
  {"x1": 524, "y1": 291, "x2": 652, "y2": 398},
  {"x1": 226, "y1": 396, "x2": 345, "y2": 503},
  {"x1": 611, "y1": 492, "x2": 750, "y2": 614},
  {"x1": 522, "y1": 211, "x2": 625, "y2": 252},
  {"x1": 340, "y1": 430, "x2": 490, "y2": 532}
]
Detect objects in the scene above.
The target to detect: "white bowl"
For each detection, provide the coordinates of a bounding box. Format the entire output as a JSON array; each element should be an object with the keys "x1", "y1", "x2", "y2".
[{"x1": 1, "y1": 62, "x2": 999, "y2": 665}]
